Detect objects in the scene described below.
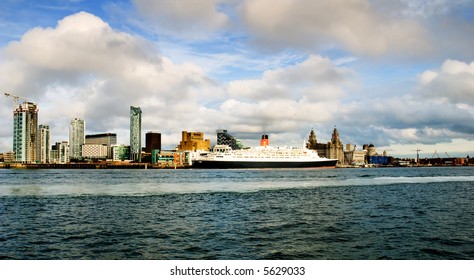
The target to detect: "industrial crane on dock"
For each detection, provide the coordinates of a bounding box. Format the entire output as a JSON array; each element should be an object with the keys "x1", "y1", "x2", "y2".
[{"x1": 412, "y1": 148, "x2": 421, "y2": 164}]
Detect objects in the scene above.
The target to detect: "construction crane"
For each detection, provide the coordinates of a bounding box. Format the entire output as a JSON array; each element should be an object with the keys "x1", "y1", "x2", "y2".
[
  {"x1": 412, "y1": 148, "x2": 421, "y2": 164},
  {"x1": 4, "y1": 92, "x2": 28, "y2": 110},
  {"x1": 432, "y1": 150, "x2": 440, "y2": 158}
]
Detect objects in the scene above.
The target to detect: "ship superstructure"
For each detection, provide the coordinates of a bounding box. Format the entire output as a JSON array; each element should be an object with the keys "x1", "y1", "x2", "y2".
[{"x1": 192, "y1": 135, "x2": 338, "y2": 169}]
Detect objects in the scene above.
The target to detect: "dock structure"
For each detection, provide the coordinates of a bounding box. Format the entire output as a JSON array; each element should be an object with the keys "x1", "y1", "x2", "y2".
[{"x1": 0, "y1": 162, "x2": 188, "y2": 169}]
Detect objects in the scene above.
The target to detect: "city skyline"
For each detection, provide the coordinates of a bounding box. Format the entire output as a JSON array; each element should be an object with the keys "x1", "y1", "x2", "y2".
[{"x1": 1, "y1": 1, "x2": 473, "y2": 158}]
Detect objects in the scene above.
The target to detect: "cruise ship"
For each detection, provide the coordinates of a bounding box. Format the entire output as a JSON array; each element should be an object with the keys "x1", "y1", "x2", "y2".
[{"x1": 192, "y1": 135, "x2": 338, "y2": 169}]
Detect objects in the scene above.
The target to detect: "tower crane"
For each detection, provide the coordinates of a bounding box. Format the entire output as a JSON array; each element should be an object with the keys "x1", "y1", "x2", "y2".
[{"x1": 4, "y1": 92, "x2": 28, "y2": 110}]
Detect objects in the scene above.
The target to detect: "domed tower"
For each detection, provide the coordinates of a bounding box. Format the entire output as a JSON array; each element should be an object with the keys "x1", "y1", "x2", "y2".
[
  {"x1": 328, "y1": 126, "x2": 344, "y2": 164},
  {"x1": 306, "y1": 129, "x2": 318, "y2": 149},
  {"x1": 368, "y1": 143, "x2": 376, "y2": 156},
  {"x1": 330, "y1": 127, "x2": 342, "y2": 146}
]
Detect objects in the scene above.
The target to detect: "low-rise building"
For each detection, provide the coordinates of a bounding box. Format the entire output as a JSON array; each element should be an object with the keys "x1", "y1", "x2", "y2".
[
  {"x1": 85, "y1": 133, "x2": 117, "y2": 159},
  {"x1": 51, "y1": 141, "x2": 69, "y2": 163},
  {"x1": 177, "y1": 131, "x2": 210, "y2": 152},
  {"x1": 112, "y1": 145, "x2": 130, "y2": 161},
  {"x1": 2, "y1": 152, "x2": 16, "y2": 163},
  {"x1": 82, "y1": 144, "x2": 108, "y2": 160}
]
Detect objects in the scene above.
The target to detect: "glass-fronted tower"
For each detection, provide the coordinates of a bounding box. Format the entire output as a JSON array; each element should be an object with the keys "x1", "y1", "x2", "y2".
[
  {"x1": 217, "y1": 129, "x2": 243, "y2": 150},
  {"x1": 69, "y1": 118, "x2": 85, "y2": 161},
  {"x1": 13, "y1": 102, "x2": 38, "y2": 163},
  {"x1": 37, "y1": 124, "x2": 51, "y2": 163},
  {"x1": 130, "y1": 106, "x2": 142, "y2": 162}
]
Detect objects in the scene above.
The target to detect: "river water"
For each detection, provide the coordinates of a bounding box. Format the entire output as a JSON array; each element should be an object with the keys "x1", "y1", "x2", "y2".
[{"x1": 0, "y1": 167, "x2": 473, "y2": 259}]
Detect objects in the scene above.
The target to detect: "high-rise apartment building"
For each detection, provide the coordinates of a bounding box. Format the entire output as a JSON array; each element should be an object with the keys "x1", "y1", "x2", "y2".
[
  {"x1": 145, "y1": 131, "x2": 161, "y2": 153},
  {"x1": 37, "y1": 124, "x2": 51, "y2": 163},
  {"x1": 13, "y1": 102, "x2": 38, "y2": 163},
  {"x1": 130, "y1": 106, "x2": 142, "y2": 162},
  {"x1": 69, "y1": 118, "x2": 85, "y2": 161}
]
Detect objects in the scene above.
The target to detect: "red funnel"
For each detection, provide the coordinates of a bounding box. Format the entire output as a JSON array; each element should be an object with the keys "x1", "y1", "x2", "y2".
[{"x1": 260, "y1": 134, "x2": 269, "y2": 147}]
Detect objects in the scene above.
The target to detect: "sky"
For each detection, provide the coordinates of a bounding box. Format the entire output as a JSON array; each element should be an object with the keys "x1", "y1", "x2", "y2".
[{"x1": 1, "y1": 0, "x2": 473, "y2": 158}]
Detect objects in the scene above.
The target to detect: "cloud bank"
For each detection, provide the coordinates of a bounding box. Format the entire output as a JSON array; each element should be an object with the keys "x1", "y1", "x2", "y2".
[{"x1": 1, "y1": 0, "x2": 473, "y2": 157}]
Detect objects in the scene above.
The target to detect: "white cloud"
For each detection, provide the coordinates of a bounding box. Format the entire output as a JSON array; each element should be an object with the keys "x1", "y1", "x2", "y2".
[
  {"x1": 419, "y1": 70, "x2": 438, "y2": 86},
  {"x1": 133, "y1": 0, "x2": 231, "y2": 38},
  {"x1": 238, "y1": 0, "x2": 429, "y2": 56},
  {"x1": 227, "y1": 55, "x2": 350, "y2": 102},
  {"x1": 419, "y1": 59, "x2": 474, "y2": 105}
]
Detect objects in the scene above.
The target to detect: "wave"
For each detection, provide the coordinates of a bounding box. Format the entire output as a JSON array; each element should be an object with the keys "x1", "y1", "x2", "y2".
[{"x1": 0, "y1": 175, "x2": 473, "y2": 197}]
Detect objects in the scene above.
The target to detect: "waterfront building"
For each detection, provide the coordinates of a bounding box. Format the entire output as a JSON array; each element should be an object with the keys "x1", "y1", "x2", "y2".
[
  {"x1": 82, "y1": 144, "x2": 108, "y2": 160},
  {"x1": 177, "y1": 131, "x2": 210, "y2": 152},
  {"x1": 112, "y1": 144, "x2": 130, "y2": 161},
  {"x1": 37, "y1": 124, "x2": 51, "y2": 163},
  {"x1": 306, "y1": 129, "x2": 328, "y2": 159},
  {"x1": 50, "y1": 143, "x2": 59, "y2": 163},
  {"x1": 306, "y1": 127, "x2": 344, "y2": 164},
  {"x1": 366, "y1": 144, "x2": 377, "y2": 156},
  {"x1": 2, "y1": 151, "x2": 15, "y2": 163},
  {"x1": 13, "y1": 102, "x2": 38, "y2": 163},
  {"x1": 50, "y1": 149, "x2": 58, "y2": 164},
  {"x1": 51, "y1": 141, "x2": 69, "y2": 164},
  {"x1": 85, "y1": 133, "x2": 117, "y2": 159},
  {"x1": 216, "y1": 129, "x2": 243, "y2": 150},
  {"x1": 328, "y1": 127, "x2": 344, "y2": 164},
  {"x1": 154, "y1": 150, "x2": 188, "y2": 166},
  {"x1": 344, "y1": 144, "x2": 367, "y2": 165},
  {"x1": 59, "y1": 141, "x2": 69, "y2": 163},
  {"x1": 130, "y1": 106, "x2": 142, "y2": 162},
  {"x1": 145, "y1": 132, "x2": 161, "y2": 153},
  {"x1": 69, "y1": 118, "x2": 85, "y2": 161}
]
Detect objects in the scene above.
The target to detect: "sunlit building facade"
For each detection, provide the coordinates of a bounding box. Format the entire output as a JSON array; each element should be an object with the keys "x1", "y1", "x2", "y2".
[
  {"x1": 13, "y1": 102, "x2": 38, "y2": 163},
  {"x1": 177, "y1": 131, "x2": 210, "y2": 152}
]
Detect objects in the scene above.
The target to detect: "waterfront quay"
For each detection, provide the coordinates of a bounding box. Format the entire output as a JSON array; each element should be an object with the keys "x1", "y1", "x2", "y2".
[
  {"x1": 0, "y1": 162, "x2": 187, "y2": 169},
  {"x1": 1, "y1": 161, "x2": 472, "y2": 169}
]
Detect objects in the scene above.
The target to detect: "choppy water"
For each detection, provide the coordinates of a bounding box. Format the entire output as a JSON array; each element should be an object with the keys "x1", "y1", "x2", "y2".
[{"x1": 0, "y1": 167, "x2": 473, "y2": 259}]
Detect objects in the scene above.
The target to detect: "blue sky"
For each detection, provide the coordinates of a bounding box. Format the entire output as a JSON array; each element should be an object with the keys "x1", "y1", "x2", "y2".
[{"x1": 1, "y1": 0, "x2": 474, "y2": 158}]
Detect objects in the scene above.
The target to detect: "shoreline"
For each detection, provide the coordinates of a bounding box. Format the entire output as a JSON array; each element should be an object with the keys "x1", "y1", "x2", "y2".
[
  {"x1": 1, "y1": 162, "x2": 472, "y2": 169},
  {"x1": 0, "y1": 162, "x2": 187, "y2": 169}
]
